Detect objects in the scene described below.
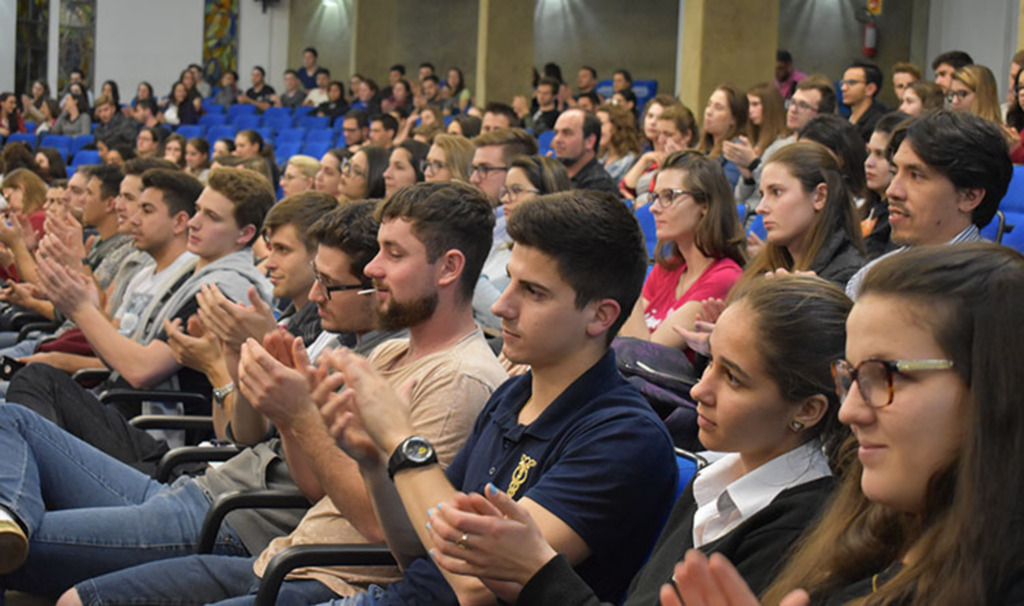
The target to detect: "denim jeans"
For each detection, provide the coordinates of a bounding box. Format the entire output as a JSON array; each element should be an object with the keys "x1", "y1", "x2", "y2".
[
  {"x1": 320, "y1": 584, "x2": 387, "y2": 606},
  {"x1": 0, "y1": 405, "x2": 247, "y2": 597},
  {"x1": 76, "y1": 555, "x2": 339, "y2": 606}
]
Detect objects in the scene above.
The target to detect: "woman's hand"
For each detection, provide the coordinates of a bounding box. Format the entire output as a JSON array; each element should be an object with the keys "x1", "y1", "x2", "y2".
[{"x1": 660, "y1": 550, "x2": 810, "y2": 606}]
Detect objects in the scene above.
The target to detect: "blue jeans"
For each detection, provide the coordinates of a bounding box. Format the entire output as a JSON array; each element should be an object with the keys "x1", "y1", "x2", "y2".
[
  {"x1": 0, "y1": 405, "x2": 247, "y2": 597},
  {"x1": 320, "y1": 585, "x2": 386, "y2": 606},
  {"x1": 76, "y1": 555, "x2": 339, "y2": 606}
]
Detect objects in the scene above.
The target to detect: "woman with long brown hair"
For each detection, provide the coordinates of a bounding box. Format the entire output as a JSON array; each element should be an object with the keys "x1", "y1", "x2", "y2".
[
  {"x1": 596, "y1": 103, "x2": 642, "y2": 183},
  {"x1": 697, "y1": 84, "x2": 750, "y2": 188},
  {"x1": 726, "y1": 82, "x2": 790, "y2": 210}
]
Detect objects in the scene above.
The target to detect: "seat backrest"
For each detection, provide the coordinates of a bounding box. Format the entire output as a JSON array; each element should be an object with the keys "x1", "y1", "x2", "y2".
[
  {"x1": 176, "y1": 125, "x2": 205, "y2": 140},
  {"x1": 748, "y1": 213, "x2": 767, "y2": 239},
  {"x1": 999, "y1": 165, "x2": 1024, "y2": 215},
  {"x1": 207, "y1": 125, "x2": 238, "y2": 142},
  {"x1": 70, "y1": 134, "x2": 94, "y2": 155},
  {"x1": 634, "y1": 203, "x2": 658, "y2": 261},
  {"x1": 199, "y1": 113, "x2": 227, "y2": 128}
]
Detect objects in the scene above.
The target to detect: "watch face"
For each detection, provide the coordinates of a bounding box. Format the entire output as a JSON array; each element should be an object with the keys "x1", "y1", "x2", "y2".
[{"x1": 402, "y1": 437, "x2": 432, "y2": 463}]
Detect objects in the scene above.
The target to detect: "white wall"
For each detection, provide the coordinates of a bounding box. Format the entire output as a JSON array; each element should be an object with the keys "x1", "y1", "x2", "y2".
[
  {"x1": 94, "y1": 0, "x2": 205, "y2": 99},
  {"x1": 927, "y1": 0, "x2": 1020, "y2": 98},
  {"x1": 239, "y1": 0, "x2": 291, "y2": 92},
  {"x1": 0, "y1": 0, "x2": 16, "y2": 91}
]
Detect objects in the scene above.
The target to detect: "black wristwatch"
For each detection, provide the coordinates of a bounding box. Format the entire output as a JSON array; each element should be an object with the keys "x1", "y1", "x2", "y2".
[{"x1": 387, "y1": 436, "x2": 438, "y2": 480}]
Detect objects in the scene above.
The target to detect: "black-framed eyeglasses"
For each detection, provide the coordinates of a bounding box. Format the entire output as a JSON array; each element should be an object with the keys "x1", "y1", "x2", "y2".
[
  {"x1": 650, "y1": 188, "x2": 693, "y2": 208},
  {"x1": 499, "y1": 184, "x2": 541, "y2": 202},
  {"x1": 310, "y1": 261, "x2": 367, "y2": 300},
  {"x1": 340, "y1": 158, "x2": 366, "y2": 179},
  {"x1": 789, "y1": 100, "x2": 818, "y2": 113},
  {"x1": 946, "y1": 89, "x2": 972, "y2": 101},
  {"x1": 421, "y1": 159, "x2": 447, "y2": 174},
  {"x1": 470, "y1": 164, "x2": 510, "y2": 178},
  {"x1": 830, "y1": 358, "x2": 955, "y2": 409}
]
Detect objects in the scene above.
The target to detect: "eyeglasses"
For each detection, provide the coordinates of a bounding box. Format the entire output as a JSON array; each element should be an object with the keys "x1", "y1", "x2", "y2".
[
  {"x1": 421, "y1": 159, "x2": 447, "y2": 174},
  {"x1": 470, "y1": 164, "x2": 510, "y2": 178},
  {"x1": 946, "y1": 89, "x2": 972, "y2": 101},
  {"x1": 310, "y1": 261, "x2": 367, "y2": 300},
  {"x1": 499, "y1": 184, "x2": 541, "y2": 202},
  {"x1": 650, "y1": 188, "x2": 693, "y2": 208},
  {"x1": 841, "y1": 79, "x2": 865, "y2": 87},
  {"x1": 830, "y1": 358, "x2": 954, "y2": 408},
  {"x1": 789, "y1": 100, "x2": 819, "y2": 114},
  {"x1": 340, "y1": 158, "x2": 366, "y2": 179}
]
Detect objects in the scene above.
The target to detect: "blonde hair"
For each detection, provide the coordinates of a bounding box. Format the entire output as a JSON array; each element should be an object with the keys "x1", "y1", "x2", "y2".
[
  {"x1": 286, "y1": 154, "x2": 320, "y2": 180},
  {"x1": 430, "y1": 134, "x2": 475, "y2": 181},
  {"x1": 953, "y1": 65, "x2": 1003, "y2": 124}
]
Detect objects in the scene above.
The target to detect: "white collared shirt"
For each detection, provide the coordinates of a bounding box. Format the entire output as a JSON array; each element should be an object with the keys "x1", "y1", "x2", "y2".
[{"x1": 691, "y1": 441, "x2": 831, "y2": 548}]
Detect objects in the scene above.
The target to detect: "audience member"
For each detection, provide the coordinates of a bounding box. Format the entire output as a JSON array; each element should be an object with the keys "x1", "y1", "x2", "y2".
[
  {"x1": 238, "y1": 66, "x2": 276, "y2": 112},
  {"x1": 622, "y1": 101, "x2": 695, "y2": 205},
  {"x1": 552, "y1": 108, "x2": 616, "y2": 194},
  {"x1": 697, "y1": 84, "x2": 749, "y2": 188},
  {"x1": 297, "y1": 46, "x2": 327, "y2": 90},
  {"x1": 861, "y1": 112, "x2": 907, "y2": 259},
  {"x1": 424, "y1": 133, "x2": 474, "y2": 183},
  {"x1": 19, "y1": 79, "x2": 51, "y2": 124},
  {"x1": 303, "y1": 68, "x2": 331, "y2": 107},
  {"x1": 841, "y1": 60, "x2": 888, "y2": 143},
  {"x1": 612, "y1": 68, "x2": 634, "y2": 94},
  {"x1": 891, "y1": 61, "x2": 922, "y2": 101},
  {"x1": 162, "y1": 81, "x2": 201, "y2": 126},
  {"x1": 444, "y1": 67, "x2": 472, "y2": 114},
  {"x1": 34, "y1": 147, "x2": 67, "y2": 184},
  {"x1": 775, "y1": 49, "x2": 807, "y2": 99},
  {"x1": 785, "y1": 75, "x2": 837, "y2": 137},
  {"x1": 447, "y1": 114, "x2": 481, "y2": 138},
  {"x1": 340, "y1": 109, "x2": 369, "y2": 151},
  {"x1": 162, "y1": 133, "x2": 187, "y2": 169},
  {"x1": 481, "y1": 102, "x2": 521, "y2": 132},
  {"x1": 184, "y1": 137, "x2": 210, "y2": 181},
  {"x1": 898, "y1": 79, "x2": 944, "y2": 116},
  {"x1": 596, "y1": 103, "x2": 641, "y2": 183},
  {"x1": 949, "y1": 65, "x2": 1017, "y2": 145},
  {"x1": 0, "y1": 93, "x2": 26, "y2": 137},
  {"x1": 213, "y1": 70, "x2": 240, "y2": 109},
  {"x1": 280, "y1": 154, "x2": 319, "y2": 197},
  {"x1": 797, "y1": 114, "x2": 869, "y2": 204},
  {"x1": 368, "y1": 113, "x2": 398, "y2": 149},
  {"x1": 931, "y1": 49, "x2": 974, "y2": 92},
  {"x1": 527, "y1": 77, "x2": 561, "y2": 135},
  {"x1": 314, "y1": 81, "x2": 349, "y2": 126},
  {"x1": 728, "y1": 82, "x2": 789, "y2": 211},
  {"x1": 338, "y1": 145, "x2": 388, "y2": 202},
  {"x1": 93, "y1": 94, "x2": 137, "y2": 151},
  {"x1": 314, "y1": 148, "x2": 346, "y2": 199},
  {"x1": 383, "y1": 140, "x2": 429, "y2": 197},
  {"x1": 620, "y1": 151, "x2": 744, "y2": 348}
]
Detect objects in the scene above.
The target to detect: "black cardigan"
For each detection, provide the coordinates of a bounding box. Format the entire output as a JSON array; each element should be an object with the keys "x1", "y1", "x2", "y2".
[{"x1": 514, "y1": 476, "x2": 836, "y2": 606}]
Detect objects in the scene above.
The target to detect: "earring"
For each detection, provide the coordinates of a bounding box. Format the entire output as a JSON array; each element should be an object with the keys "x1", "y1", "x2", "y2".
[{"x1": 789, "y1": 420, "x2": 804, "y2": 432}]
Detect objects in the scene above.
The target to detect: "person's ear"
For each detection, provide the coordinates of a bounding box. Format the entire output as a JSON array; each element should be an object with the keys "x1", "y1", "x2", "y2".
[
  {"x1": 584, "y1": 298, "x2": 622, "y2": 339},
  {"x1": 812, "y1": 182, "x2": 828, "y2": 211},
  {"x1": 172, "y1": 211, "x2": 190, "y2": 236},
  {"x1": 957, "y1": 187, "x2": 985, "y2": 215},
  {"x1": 436, "y1": 248, "x2": 466, "y2": 289},
  {"x1": 791, "y1": 393, "x2": 829, "y2": 433},
  {"x1": 236, "y1": 223, "x2": 257, "y2": 247}
]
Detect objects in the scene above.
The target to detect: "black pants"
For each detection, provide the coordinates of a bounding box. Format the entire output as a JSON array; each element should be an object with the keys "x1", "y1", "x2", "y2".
[{"x1": 6, "y1": 363, "x2": 169, "y2": 475}]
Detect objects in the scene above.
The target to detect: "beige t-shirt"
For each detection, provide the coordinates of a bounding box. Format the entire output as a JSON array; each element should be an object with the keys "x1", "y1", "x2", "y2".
[{"x1": 252, "y1": 329, "x2": 508, "y2": 596}]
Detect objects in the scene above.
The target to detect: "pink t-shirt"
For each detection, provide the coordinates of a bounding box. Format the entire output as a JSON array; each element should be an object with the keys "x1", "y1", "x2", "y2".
[{"x1": 641, "y1": 257, "x2": 743, "y2": 332}]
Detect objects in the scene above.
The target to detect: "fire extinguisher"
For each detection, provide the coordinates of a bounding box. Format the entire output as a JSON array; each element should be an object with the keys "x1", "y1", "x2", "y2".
[{"x1": 863, "y1": 22, "x2": 878, "y2": 58}]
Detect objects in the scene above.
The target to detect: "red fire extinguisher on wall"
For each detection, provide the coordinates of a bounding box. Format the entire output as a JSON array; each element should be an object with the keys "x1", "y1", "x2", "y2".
[{"x1": 863, "y1": 22, "x2": 878, "y2": 58}]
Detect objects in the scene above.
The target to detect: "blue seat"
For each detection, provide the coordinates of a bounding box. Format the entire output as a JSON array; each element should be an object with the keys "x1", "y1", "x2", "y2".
[
  {"x1": 232, "y1": 114, "x2": 261, "y2": 130},
  {"x1": 71, "y1": 149, "x2": 102, "y2": 167},
  {"x1": 5, "y1": 133, "x2": 36, "y2": 147},
  {"x1": 277, "y1": 128, "x2": 306, "y2": 144},
  {"x1": 201, "y1": 100, "x2": 224, "y2": 114},
  {"x1": 632, "y1": 80, "x2": 659, "y2": 114},
  {"x1": 207, "y1": 125, "x2": 238, "y2": 143},
  {"x1": 537, "y1": 130, "x2": 555, "y2": 155},
  {"x1": 1001, "y1": 214, "x2": 1024, "y2": 254},
  {"x1": 24, "y1": 122, "x2": 36, "y2": 134},
  {"x1": 275, "y1": 141, "x2": 303, "y2": 166},
  {"x1": 265, "y1": 115, "x2": 293, "y2": 133},
  {"x1": 263, "y1": 107, "x2": 291, "y2": 121},
  {"x1": 199, "y1": 113, "x2": 227, "y2": 128},
  {"x1": 176, "y1": 125, "x2": 204, "y2": 140},
  {"x1": 226, "y1": 104, "x2": 257, "y2": 120},
  {"x1": 748, "y1": 213, "x2": 767, "y2": 240},
  {"x1": 674, "y1": 449, "x2": 703, "y2": 501},
  {"x1": 999, "y1": 165, "x2": 1024, "y2": 214},
  {"x1": 302, "y1": 140, "x2": 331, "y2": 159},
  {"x1": 298, "y1": 115, "x2": 329, "y2": 130},
  {"x1": 71, "y1": 134, "x2": 94, "y2": 155},
  {"x1": 305, "y1": 129, "x2": 334, "y2": 145},
  {"x1": 39, "y1": 134, "x2": 71, "y2": 152},
  {"x1": 255, "y1": 127, "x2": 274, "y2": 143},
  {"x1": 635, "y1": 203, "x2": 658, "y2": 260}
]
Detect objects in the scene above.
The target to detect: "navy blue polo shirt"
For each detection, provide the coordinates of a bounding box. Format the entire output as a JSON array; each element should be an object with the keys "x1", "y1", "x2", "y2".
[{"x1": 381, "y1": 350, "x2": 678, "y2": 605}]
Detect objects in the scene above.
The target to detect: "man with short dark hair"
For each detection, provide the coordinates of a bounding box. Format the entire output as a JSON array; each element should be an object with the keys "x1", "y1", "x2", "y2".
[
  {"x1": 481, "y1": 102, "x2": 521, "y2": 133},
  {"x1": 529, "y1": 77, "x2": 561, "y2": 135},
  {"x1": 320, "y1": 189, "x2": 676, "y2": 605},
  {"x1": 553, "y1": 108, "x2": 616, "y2": 194},
  {"x1": 369, "y1": 113, "x2": 398, "y2": 149},
  {"x1": 189, "y1": 64, "x2": 212, "y2": 98},
  {"x1": 238, "y1": 66, "x2": 276, "y2": 112},
  {"x1": 133, "y1": 99, "x2": 169, "y2": 140},
  {"x1": 418, "y1": 62, "x2": 436, "y2": 82},
  {"x1": 775, "y1": 49, "x2": 806, "y2": 100},
  {"x1": 274, "y1": 69, "x2": 307, "y2": 108},
  {"x1": 841, "y1": 60, "x2": 888, "y2": 143},
  {"x1": 785, "y1": 74, "x2": 837, "y2": 135},
  {"x1": 846, "y1": 110, "x2": 1010, "y2": 298},
  {"x1": 421, "y1": 75, "x2": 443, "y2": 111},
  {"x1": 297, "y1": 47, "x2": 328, "y2": 91},
  {"x1": 576, "y1": 91, "x2": 601, "y2": 113},
  {"x1": 304, "y1": 68, "x2": 331, "y2": 107},
  {"x1": 576, "y1": 65, "x2": 598, "y2": 96},
  {"x1": 931, "y1": 50, "x2": 974, "y2": 92},
  {"x1": 214, "y1": 70, "x2": 240, "y2": 109},
  {"x1": 341, "y1": 109, "x2": 369, "y2": 152}
]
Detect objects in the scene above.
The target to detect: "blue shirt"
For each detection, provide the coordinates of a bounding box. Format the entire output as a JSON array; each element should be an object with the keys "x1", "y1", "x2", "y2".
[{"x1": 381, "y1": 350, "x2": 678, "y2": 604}]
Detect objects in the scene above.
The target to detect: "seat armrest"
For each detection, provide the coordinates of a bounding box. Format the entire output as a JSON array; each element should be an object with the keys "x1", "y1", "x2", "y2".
[
  {"x1": 197, "y1": 489, "x2": 311, "y2": 554},
  {"x1": 153, "y1": 443, "x2": 240, "y2": 483},
  {"x1": 255, "y1": 544, "x2": 396, "y2": 606}
]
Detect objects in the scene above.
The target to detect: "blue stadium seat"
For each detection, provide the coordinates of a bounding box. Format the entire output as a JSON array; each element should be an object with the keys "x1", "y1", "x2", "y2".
[
  {"x1": 201, "y1": 100, "x2": 224, "y2": 114},
  {"x1": 302, "y1": 140, "x2": 331, "y2": 159},
  {"x1": 226, "y1": 104, "x2": 257, "y2": 120},
  {"x1": 232, "y1": 114, "x2": 261, "y2": 130},
  {"x1": 277, "y1": 128, "x2": 306, "y2": 144},
  {"x1": 635, "y1": 203, "x2": 658, "y2": 260},
  {"x1": 255, "y1": 127, "x2": 274, "y2": 143},
  {"x1": 176, "y1": 125, "x2": 204, "y2": 140},
  {"x1": 71, "y1": 149, "x2": 102, "y2": 167},
  {"x1": 71, "y1": 134, "x2": 94, "y2": 155},
  {"x1": 999, "y1": 165, "x2": 1024, "y2": 214},
  {"x1": 199, "y1": 113, "x2": 227, "y2": 128},
  {"x1": 748, "y1": 213, "x2": 767, "y2": 239},
  {"x1": 298, "y1": 115, "x2": 329, "y2": 130},
  {"x1": 6, "y1": 133, "x2": 37, "y2": 148},
  {"x1": 265, "y1": 115, "x2": 293, "y2": 133},
  {"x1": 537, "y1": 130, "x2": 555, "y2": 155},
  {"x1": 263, "y1": 107, "x2": 291, "y2": 122},
  {"x1": 207, "y1": 125, "x2": 238, "y2": 143},
  {"x1": 305, "y1": 129, "x2": 334, "y2": 145},
  {"x1": 275, "y1": 141, "x2": 303, "y2": 166},
  {"x1": 1001, "y1": 214, "x2": 1024, "y2": 254},
  {"x1": 23, "y1": 122, "x2": 36, "y2": 133}
]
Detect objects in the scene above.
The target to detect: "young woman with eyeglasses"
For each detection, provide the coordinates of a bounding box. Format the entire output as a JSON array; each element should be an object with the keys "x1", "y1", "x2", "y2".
[
  {"x1": 426, "y1": 274, "x2": 852, "y2": 605},
  {"x1": 423, "y1": 133, "x2": 475, "y2": 183},
  {"x1": 666, "y1": 243, "x2": 1024, "y2": 606},
  {"x1": 619, "y1": 151, "x2": 745, "y2": 348},
  {"x1": 337, "y1": 145, "x2": 388, "y2": 202}
]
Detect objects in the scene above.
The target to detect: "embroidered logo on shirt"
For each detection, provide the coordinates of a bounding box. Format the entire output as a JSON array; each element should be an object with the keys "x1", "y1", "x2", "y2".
[{"x1": 506, "y1": 453, "x2": 537, "y2": 498}]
